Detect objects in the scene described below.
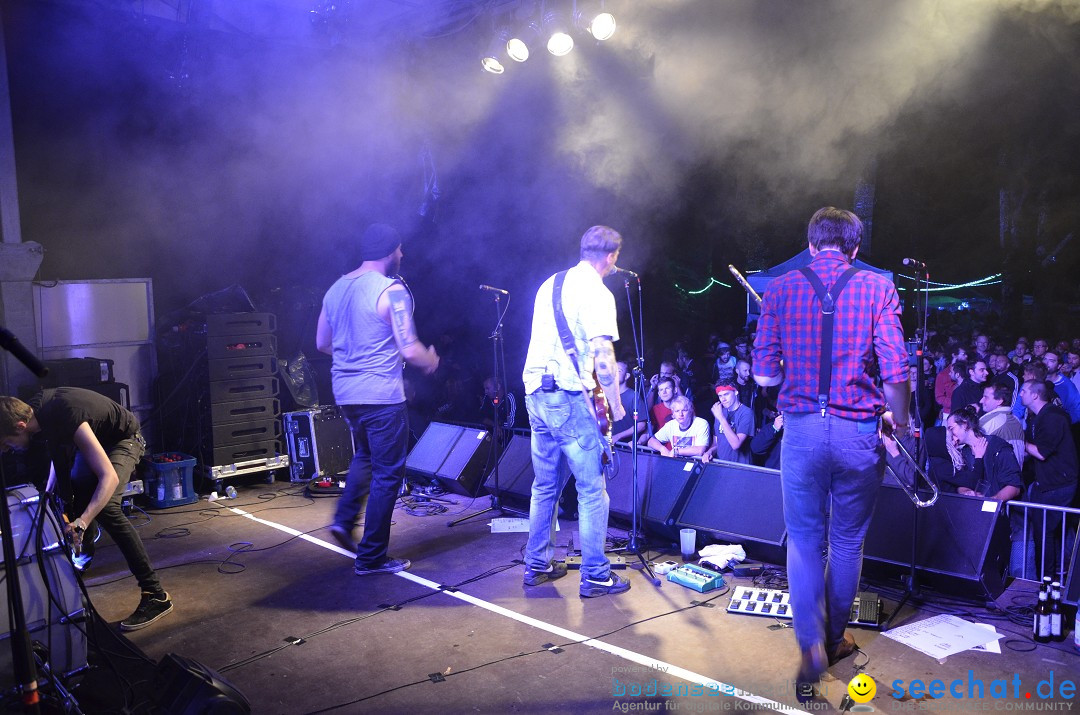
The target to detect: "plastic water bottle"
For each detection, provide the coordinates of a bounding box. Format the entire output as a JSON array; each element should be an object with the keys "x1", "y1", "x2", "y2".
[
  {"x1": 170, "y1": 471, "x2": 183, "y2": 500},
  {"x1": 156, "y1": 476, "x2": 165, "y2": 503},
  {"x1": 225, "y1": 485, "x2": 238, "y2": 499}
]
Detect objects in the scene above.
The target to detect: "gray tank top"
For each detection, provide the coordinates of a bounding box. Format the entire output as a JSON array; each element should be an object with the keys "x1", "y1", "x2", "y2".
[{"x1": 322, "y1": 272, "x2": 404, "y2": 405}]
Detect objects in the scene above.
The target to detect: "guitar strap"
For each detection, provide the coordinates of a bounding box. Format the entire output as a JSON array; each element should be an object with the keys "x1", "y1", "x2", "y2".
[
  {"x1": 551, "y1": 271, "x2": 586, "y2": 389},
  {"x1": 798, "y1": 264, "x2": 860, "y2": 417}
]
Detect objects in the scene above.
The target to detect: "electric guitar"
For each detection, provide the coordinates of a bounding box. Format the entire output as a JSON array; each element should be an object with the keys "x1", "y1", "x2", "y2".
[{"x1": 589, "y1": 369, "x2": 616, "y2": 478}]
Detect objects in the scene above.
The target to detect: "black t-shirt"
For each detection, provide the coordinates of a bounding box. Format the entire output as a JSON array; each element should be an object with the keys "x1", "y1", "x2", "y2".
[
  {"x1": 1026, "y1": 404, "x2": 1078, "y2": 490},
  {"x1": 30, "y1": 387, "x2": 140, "y2": 492}
]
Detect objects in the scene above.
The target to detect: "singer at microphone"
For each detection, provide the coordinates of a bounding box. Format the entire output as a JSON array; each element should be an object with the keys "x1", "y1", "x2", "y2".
[{"x1": 479, "y1": 284, "x2": 509, "y2": 295}]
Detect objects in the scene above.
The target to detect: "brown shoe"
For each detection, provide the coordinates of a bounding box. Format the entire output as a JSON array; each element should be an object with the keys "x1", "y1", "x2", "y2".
[{"x1": 828, "y1": 632, "x2": 858, "y2": 665}]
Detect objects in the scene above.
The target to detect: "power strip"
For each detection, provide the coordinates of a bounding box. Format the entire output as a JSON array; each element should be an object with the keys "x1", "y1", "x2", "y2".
[{"x1": 564, "y1": 555, "x2": 627, "y2": 570}]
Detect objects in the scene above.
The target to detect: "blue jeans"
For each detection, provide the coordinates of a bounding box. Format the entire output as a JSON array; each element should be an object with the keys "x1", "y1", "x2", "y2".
[
  {"x1": 781, "y1": 412, "x2": 884, "y2": 653},
  {"x1": 524, "y1": 391, "x2": 611, "y2": 582},
  {"x1": 71, "y1": 433, "x2": 162, "y2": 593},
  {"x1": 334, "y1": 402, "x2": 408, "y2": 569}
]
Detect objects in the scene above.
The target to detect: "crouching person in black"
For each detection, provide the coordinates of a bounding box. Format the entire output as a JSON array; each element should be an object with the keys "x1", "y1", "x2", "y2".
[{"x1": 0, "y1": 389, "x2": 173, "y2": 631}]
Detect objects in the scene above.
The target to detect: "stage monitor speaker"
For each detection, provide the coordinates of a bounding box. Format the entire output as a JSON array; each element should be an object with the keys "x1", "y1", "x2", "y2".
[
  {"x1": 605, "y1": 444, "x2": 652, "y2": 523},
  {"x1": 155, "y1": 653, "x2": 251, "y2": 714},
  {"x1": 1065, "y1": 537, "x2": 1080, "y2": 607},
  {"x1": 864, "y1": 484, "x2": 1011, "y2": 599},
  {"x1": 405, "y1": 422, "x2": 491, "y2": 497},
  {"x1": 642, "y1": 455, "x2": 702, "y2": 540},
  {"x1": 482, "y1": 433, "x2": 535, "y2": 502},
  {"x1": 674, "y1": 461, "x2": 787, "y2": 547}
]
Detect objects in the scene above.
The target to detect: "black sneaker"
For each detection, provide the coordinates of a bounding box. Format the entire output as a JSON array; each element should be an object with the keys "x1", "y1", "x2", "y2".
[
  {"x1": 355, "y1": 558, "x2": 410, "y2": 576},
  {"x1": 120, "y1": 591, "x2": 173, "y2": 631},
  {"x1": 327, "y1": 524, "x2": 357, "y2": 552},
  {"x1": 579, "y1": 572, "x2": 631, "y2": 598},
  {"x1": 523, "y1": 562, "x2": 568, "y2": 586}
]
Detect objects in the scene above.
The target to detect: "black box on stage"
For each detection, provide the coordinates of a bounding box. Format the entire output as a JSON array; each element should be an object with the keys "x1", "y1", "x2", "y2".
[
  {"x1": 40, "y1": 357, "x2": 115, "y2": 386},
  {"x1": 283, "y1": 406, "x2": 354, "y2": 482},
  {"x1": 406, "y1": 422, "x2": 491, "y2": 497}
]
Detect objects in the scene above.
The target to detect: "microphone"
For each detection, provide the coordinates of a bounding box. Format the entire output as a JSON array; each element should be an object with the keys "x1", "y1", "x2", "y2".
[
  {"x1": 902, "y1": 258, "x2": 926, "y2": 269},
  {"x1": 613, "y1": 266, "x2": 639, "y2": 279},
  {"x1": 479, "y1": 284, "x2": 509, "y2": 295},
  {"x1": 0, "y1": 327, "x2": 49, "y2": 378}
]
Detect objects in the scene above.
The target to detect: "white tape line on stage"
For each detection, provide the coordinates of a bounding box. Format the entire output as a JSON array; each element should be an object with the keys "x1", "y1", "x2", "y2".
[{"x1": 227, "y1": 506, "x2": 798, "y2": 714}]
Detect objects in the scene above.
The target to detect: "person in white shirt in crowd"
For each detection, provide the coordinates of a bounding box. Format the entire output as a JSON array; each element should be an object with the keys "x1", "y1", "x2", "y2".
[{"x1": 647, "y1": 396, "x2": 711, "y2": 459}]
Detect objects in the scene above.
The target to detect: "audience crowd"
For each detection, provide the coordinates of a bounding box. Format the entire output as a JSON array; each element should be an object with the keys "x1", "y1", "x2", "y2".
[{"x1": 408, "y1": 317, "x2": 1080, "y2": 582}]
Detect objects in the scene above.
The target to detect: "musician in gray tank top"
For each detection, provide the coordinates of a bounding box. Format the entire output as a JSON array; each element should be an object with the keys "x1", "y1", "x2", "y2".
[{"x1": 316, "y1": 223, "x2": 439, "y2": 575}]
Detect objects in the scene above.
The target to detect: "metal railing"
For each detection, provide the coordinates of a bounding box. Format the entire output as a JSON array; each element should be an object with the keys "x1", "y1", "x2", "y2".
[{"x1": 1004, "y1": 499, "x2": 1080, "y2": 586}]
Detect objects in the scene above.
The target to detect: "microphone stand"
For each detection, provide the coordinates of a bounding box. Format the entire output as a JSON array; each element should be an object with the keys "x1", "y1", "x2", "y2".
[
  {"x1": 883, "y1": 260, "x2": 932, "y2": 629},
  {"x1": 614, "y1": 273, "x2": 659, "y2": 586},
  {"x1": 449, "y1": 290, "x2": 526, "y2": 527},
  {"x1": 1, "y1": 328, "x2": 45, "y2": 712}
]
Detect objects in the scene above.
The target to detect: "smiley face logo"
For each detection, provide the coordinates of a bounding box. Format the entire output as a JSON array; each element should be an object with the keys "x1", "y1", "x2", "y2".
[{"x1": 848, "y1": 673, "x2": 876, "y2": 703}]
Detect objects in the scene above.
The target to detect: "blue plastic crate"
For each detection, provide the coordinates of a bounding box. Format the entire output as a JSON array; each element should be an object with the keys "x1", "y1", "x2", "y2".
[{"x1": 144, "y1": 452, "x2": 199, "y2": 508}]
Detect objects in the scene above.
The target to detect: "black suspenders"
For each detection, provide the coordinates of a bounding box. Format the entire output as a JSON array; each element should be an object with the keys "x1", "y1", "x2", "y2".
[{"x1": 798, "y1": 265, "x2": 860, "y2": 417}]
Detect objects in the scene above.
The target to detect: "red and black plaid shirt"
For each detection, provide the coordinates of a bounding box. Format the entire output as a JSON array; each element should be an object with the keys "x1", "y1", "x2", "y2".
[{"x1": 752, "y1": 250, "x2": 908, "y2": 419}]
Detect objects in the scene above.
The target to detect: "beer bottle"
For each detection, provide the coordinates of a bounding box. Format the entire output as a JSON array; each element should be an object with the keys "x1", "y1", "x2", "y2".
[{"x1": 1034, "y1": 590, "x2": 1051, "y2": 643}]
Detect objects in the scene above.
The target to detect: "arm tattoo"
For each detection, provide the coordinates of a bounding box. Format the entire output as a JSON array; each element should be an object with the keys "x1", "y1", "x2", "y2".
[
  {"x1": 593, "y1": 340, "x2": 617, "y2": 386},
  {"x1": 387, "y1": 287, "x2": 418, "y2": 348}
]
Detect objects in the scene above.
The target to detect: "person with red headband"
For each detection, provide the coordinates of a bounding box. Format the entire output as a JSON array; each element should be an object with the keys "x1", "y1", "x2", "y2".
[{"x1": 702, "y1": 381, "x2": 754, "y2": 464}]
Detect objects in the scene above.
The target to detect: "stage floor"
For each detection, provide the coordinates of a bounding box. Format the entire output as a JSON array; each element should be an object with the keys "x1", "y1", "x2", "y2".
[{"x1": 70, "y1": 479, "x2": 1077, "y2": 714}]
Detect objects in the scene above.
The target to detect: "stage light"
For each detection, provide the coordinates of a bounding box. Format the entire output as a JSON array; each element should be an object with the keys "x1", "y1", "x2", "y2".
[
  {"x1": 481, "y1": 26, "x2": 511, "y2": 74},
  {"x1": 588, "y1": 12, "x2": 615, "y2": 40},
  {"x1": 543, "y1": 6, "x2": 574, "y2": 56},
  {"x1": 576, "y1": 1, "x2": 616, "y2": 41},
  {"x1": 507, "y1": 20, "x2": 541, "y2": 62}
]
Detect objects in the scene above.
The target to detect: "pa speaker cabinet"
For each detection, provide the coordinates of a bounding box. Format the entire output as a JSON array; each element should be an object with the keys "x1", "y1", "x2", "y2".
[
  {"x1": 674, "y1": 461, "x2": 787, "y2": 547},
  {"x1": 406, "y1": 422, "x2": 491, "y2": 497},
  {"x1": 605, "y1": 444, "x2": 652, "y2": 523},
  {"x1": 864, "y1": 484, "x2": 1011, "y2": 599},
  {"x1": 642, "y1": 455, "x2": 703, "y2": 540},
  {"x1": 482, "y1": 433, "x2": 535, "y2": 502},
  {"x1": 1065, "y1": 537, "x2": 1080, "y2": 606},
  {"x1": 283, "y1": 406, "x2": 354, "y2": 482}
]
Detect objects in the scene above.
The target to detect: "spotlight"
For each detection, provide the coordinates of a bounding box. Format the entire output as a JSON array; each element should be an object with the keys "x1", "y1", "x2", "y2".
[
  {"x1": 587, "y1": 12, "x2": 615, "y2": 41},
  {"x1": 576, "y1": 1, "x2": 616, "y2": 41},
  {"x1": 506, "y1": 20, "x2": 541, "y2": 63},
  {"x1": 543, "y1": 6, "x2": 574, "y2": 56},
  {"x1": 481, "y1": 26, "x2": 511, "y2": 74}
]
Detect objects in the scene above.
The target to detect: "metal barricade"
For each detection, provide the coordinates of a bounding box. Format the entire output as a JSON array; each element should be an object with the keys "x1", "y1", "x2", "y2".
[{"x1": 1004, "y1": 499, "x2": 1080, "y2": 585}]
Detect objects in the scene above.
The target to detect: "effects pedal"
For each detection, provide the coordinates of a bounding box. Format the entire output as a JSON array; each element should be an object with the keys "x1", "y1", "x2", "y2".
[
  {"x1": 851, "y1": 592, "x2": 882, "y2": 626},
  {"x1": 727, "y1": 586, "x2": 791, "y2": 618},
  {"x1": 667, "y1": 564, "x2": 725, "y2": 593}
]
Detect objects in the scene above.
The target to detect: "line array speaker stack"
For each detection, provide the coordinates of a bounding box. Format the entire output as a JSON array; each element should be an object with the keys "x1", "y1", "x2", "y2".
[{"x1": 201, "y1": 313, "x2": 284, "y2": 478}]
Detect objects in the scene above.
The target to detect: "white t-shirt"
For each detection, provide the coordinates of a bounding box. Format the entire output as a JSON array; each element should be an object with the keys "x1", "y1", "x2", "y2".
[
  {"x1": 653, "y1": 417, "x2": 711, "y2": 450},
  {"x1": 522, "y1": 261, "x2": 619, "y2": 395}
]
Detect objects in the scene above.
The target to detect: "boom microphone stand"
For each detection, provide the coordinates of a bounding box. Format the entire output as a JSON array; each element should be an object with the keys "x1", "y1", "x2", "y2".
[
  {"x1": 449, "y1": 286, "x2": 525, "y2": 527},
  {"x1": 612, "y1": 271, "x2": 660, "y2": 586},
  {"x1": 883, "y1": 259, "x2": 932, "y2": 629}
]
